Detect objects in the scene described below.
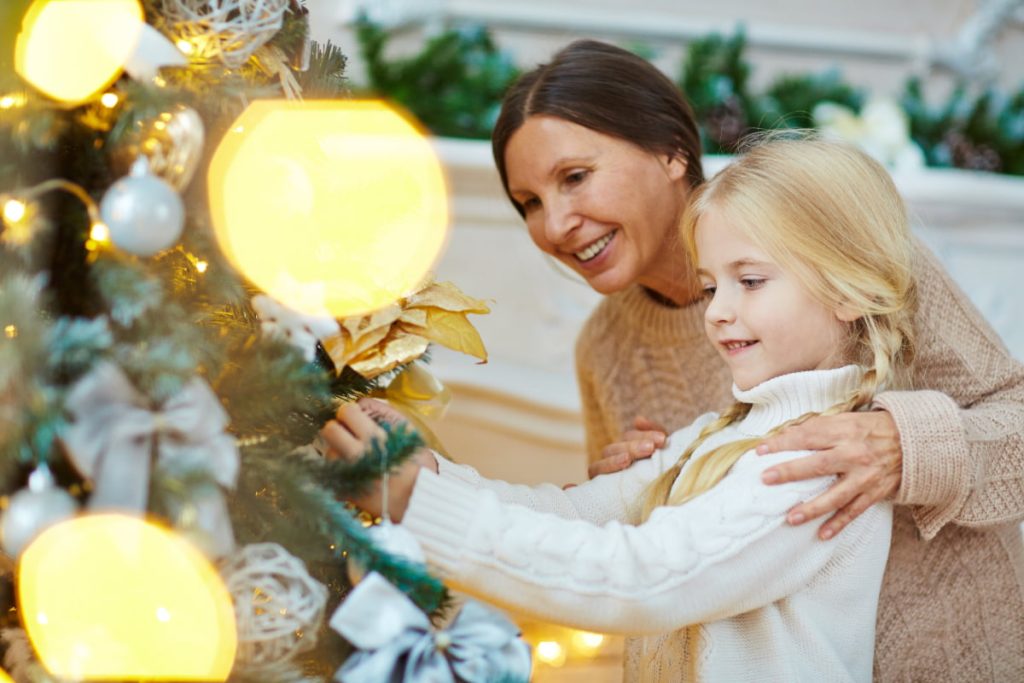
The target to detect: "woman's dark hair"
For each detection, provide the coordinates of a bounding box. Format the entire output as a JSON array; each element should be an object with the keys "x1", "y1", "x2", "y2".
[{"x1": 492, "y1": 39, "x2": 704, "y2": 216}]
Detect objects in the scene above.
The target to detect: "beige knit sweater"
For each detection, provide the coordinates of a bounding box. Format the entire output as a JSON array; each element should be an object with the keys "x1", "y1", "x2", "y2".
[{"x1": 574, "y1": 237, "x2": 1024, "y2": 681}]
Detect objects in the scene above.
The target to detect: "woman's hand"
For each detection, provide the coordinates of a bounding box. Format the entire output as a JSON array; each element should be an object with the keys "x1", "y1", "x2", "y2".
[
  {"x1": 588, "y1": 416, "x2": 668, "y2": 478},
  {"x1": 757, "y1": 410, "x2": 902, "y2": 540},
  {"x1": 319, "y1": 400, "x2": 437, "y2": 522}
]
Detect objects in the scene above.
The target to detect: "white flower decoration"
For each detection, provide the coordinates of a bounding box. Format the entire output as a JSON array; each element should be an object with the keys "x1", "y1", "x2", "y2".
[
  {"x1": 252, "y1": 293, "x2": 339, "y2": 362},
  {"x1": 813, "y1": 97, "x2": 926, "y2": 172}
]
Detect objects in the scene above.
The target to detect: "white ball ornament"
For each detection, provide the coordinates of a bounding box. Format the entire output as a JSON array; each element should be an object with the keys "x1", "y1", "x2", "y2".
[
  {"x1": 347, "y1": 521, "x2": 426, "y2": 585},
  {"x1": 221, "y1": 543, "x2": 328, "y2": 671},
  {"x1": 100, "y1": 157, "x2": 185, "y2": 256},
  {"x1": 1, "y1": 465, "x2": 78, "y2": 557}
]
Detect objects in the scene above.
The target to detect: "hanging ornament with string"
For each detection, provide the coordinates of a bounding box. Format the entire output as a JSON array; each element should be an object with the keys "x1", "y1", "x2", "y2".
[
  {"x1": 346, "y1": 466, "x2": 426, "y2": 585},
  {"x1": 100, "y1": 157, "x2": 185, "y2": 256},
  {"x1": 1, "y1": 464, "x2": 78, "y2": 557}
]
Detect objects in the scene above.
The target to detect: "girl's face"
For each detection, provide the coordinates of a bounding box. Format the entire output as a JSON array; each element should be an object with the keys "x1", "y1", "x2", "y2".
[
  {"x1": 695, "y1": 208, "x2": 854, "y2": 390},
  {"x1": 504, "y1": 116, "x2": 689, "y2": 298}
]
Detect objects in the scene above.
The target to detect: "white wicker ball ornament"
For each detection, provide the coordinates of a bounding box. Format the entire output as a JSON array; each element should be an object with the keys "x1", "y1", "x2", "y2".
[
  {"x1": 221, "y1": 542, "x2": 328, "y2": 670},
  {"x1": 162, "y1": 0, "x2": 288, "y2": 68}
]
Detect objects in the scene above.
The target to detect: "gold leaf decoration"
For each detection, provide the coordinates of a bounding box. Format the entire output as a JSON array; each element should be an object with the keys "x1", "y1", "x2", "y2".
[{"x1": 323, "y1": 281, "x2": 490, "y2": 379}]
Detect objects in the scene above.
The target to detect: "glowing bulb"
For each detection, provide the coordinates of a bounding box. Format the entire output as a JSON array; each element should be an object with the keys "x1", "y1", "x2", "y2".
[
  {"x1": 3, "y1": 199, "x2": 26, "y2": 223},
  {"x1": 535, "y1": 640, "x2": 566, "y2": 666},
  {"x1": 14, "y1": 0, "x2": 145, "y2": 105},
  {"x1": 195, "y1": 260, "x2": 208, "y2": 273},
  {"x1": 571, "y1": 630, "x2": 605, "y2": 653},
  {"x1": 208, "y1": 100, "x2": 449, "y2": 318},
  {"x1": 0, "y1": 94, "x2": 24, "y2": 110},
  {"x1": 175, "y1": 39, "x2": 194, "y2": 55},
  {"x1": 0, "y1": 667, "x2": 13, "y2": 682},
  {"x1": 3, "y1": 325, "x2": 16, "y2": 339},
  {"x1": 90, "y1": 222, "x2": 110, "y2": 243},
  {"x1": 18, "y1": 514, "x2": 237, "y2": 681},
  {"x1": 100, "y1": 92, "x2": 119, "y2": 108}
]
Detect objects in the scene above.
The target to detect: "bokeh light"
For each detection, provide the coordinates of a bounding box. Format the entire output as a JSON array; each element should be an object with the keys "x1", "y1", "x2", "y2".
[
  {"x1": 208, "y1": 99, "x2": 450, "y2": 318},
  {"x1": 14, "y1": 0, "x2": 144, "y2": 105},
  {"x1": 19, "y1": 514, "x2": 237, "y2": 681}
]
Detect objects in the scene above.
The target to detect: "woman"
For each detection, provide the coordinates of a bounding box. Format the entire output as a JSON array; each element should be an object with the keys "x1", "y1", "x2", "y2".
[{"x1": 487, "y1": 40, "x2": 1024, "y2": 680}]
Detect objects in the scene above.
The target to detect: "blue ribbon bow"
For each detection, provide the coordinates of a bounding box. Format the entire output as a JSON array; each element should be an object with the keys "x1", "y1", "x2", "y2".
[{"x1": 330, "y1": 572, "x2": 531, "y2": 683}]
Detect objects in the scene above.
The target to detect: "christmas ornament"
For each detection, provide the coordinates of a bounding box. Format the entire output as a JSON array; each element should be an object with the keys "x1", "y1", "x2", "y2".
[
  {"x1": 18, "y1": 513, "x2": 237, "y2": 681},
  {"x1": 162, "y1": 0, "x2": 289, "y2": 69},
  {"x1": 207, "y1": 100, "x2": 450, "y2": 318},
  {"x1": 331, "y1": 572, "x2": 532, "y2": 683},
  {"x1": 62, "y1": 361, "x2": 239, "y2": 556},
  {"x1": 252, "y1": 292, "x2": 339, "y2": 362},
  {"x1": 111, "y1": 104, "x2": 206, "y2": 191},
  {"x1": 100, "y1": 157, "x2": 185, "y2": 257},
  {"x1": 221, "y1": 543, "x2": 328, "y2": 670},
  {"x1": 323, "y1": 280, "x2": 490, "y2": 378},
  {"x1": 347, "y1": 521, "x2": 427, "y2": 585},
  {"x1": 14, "y1": 0, "x2": 145, "y2": 105},
  {"x1": 122, "y1": 22, "x2": 189, "y2": 82},
  {"x1": 0, "y1": 464, "x2": 77, "y2": 557}
]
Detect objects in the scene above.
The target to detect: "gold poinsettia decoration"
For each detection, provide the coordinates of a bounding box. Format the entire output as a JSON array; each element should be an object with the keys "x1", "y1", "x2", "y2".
[{"x1": 322, "y1": 281, "x2": 490, "y2": 379}]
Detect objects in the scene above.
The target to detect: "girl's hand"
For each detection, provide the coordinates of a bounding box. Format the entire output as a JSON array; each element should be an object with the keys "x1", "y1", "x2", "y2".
[
  {"x1": 756, "y1": 411, "x2": 902, "y2": 541},
  {"x1": 319, "y1": 401, "x2": 437, "y2": 522},
  {"x1": 588, "y1": 416, "x2": 668, "y2": 479}
]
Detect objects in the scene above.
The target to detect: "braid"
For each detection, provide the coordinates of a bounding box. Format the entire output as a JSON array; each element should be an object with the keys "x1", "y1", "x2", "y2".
[{"x1": 641, "y1": 305, "x2": 915, "y2": 521}]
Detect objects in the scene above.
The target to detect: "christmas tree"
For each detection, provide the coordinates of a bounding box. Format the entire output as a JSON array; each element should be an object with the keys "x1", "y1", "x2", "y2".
[{"x1": 0, "y1": 1, "x2": 525, "y2": 681}]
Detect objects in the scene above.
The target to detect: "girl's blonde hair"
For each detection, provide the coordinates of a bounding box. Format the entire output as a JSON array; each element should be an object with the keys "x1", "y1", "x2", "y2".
[{"x1": 642, "y1": 136, "x2": 917, "y2": 520}]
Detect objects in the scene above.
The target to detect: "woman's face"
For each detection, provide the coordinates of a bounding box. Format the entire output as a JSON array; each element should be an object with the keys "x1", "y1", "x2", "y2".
[{"x1": 504, "y1": 116, "x2": 689, "y2": 297}]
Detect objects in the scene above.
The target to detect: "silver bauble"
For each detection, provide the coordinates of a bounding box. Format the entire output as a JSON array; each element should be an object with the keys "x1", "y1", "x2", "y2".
[
  {"x1": 100, "y1": 157, "x2": 185, "y2": 257},
  {"x1": 1, "y1": 466, "x2": 78, "y2": 557}
]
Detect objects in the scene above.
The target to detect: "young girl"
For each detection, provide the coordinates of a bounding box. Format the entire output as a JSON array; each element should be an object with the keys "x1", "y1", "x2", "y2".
[{"x1": 322, "y1": 138, "x2": 916, "y2": 682}]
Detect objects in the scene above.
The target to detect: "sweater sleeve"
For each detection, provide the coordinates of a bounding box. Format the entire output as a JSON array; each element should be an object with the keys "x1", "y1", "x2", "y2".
[
  {"x1": 873, "y1": 238, "x2": 1024, "y2": 540},
  {"x1": 403, "y1": 448, "x2": 871, "y2": 635},
  {"x1": 434, "y1": 416, "x2": 717, "y2": 526}
]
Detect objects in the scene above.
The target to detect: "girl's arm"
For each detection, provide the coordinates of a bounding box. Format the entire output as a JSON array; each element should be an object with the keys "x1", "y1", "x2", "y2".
[
  {"x1": 323, "y1": 401, "x2": 713, "y2": 527},
  {"x1": 401, "y1": 447, "x2": 886, "y2": 634}
]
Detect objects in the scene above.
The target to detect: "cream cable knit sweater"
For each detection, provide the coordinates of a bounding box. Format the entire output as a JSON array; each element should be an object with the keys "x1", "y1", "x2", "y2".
[
  {"x1": 573, "y1": 238, "x2": 1024, "y2": 681},
  {"x1": 405, "y1": 366, "x2": 891, "y2": 683}
]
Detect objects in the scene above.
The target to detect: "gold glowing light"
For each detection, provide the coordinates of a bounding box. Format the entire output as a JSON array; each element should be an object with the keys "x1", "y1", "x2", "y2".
[
  {"x1": 14, "y1": 0, "x2": 145, "y2": 105},
  {"x1": 571, "y1": 630, "x2": 605, "y2": 654},
  {"x1": 89, "y1": 222, "x2": 110, "y2": 243},
  {"x1": 195, "y1": 259, "x2": 209, "y2": 273},
  {"x1": 100, "y1": 92, "x2": 120, "y2": 108},
  {"x1": 18, "y1": 514, "x2": 237, "y2": 681},
  {"x1": 535, "y1": 640, "x2": 566, "y2": 667},
  {"x1": 0, "y1": 669, "x2": 12, "y2": 682},
  {"x1": 0, "y1": 94, "x2": 27, "y2": 110},
  {"x1": 176, "y1": 39, "x2": 194, "y2": 55},
  {"x1": 208, "y1": 100, "x2": 450, "y2": 318},
  {"x1": 4, "y1": 325, "x2": 16, "y2": 339},
  {"x1": 2, "y1": 199, "x2": 26, "y2": 223}
]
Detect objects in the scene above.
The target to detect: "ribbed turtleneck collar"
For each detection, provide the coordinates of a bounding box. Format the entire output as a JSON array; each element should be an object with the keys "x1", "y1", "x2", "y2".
[
  {"x1": 733, "y1": 365, "x2": 864, "y2": 435},
  {"x1": 614, "y1": 285, "x2": 708, "y2": 347}
]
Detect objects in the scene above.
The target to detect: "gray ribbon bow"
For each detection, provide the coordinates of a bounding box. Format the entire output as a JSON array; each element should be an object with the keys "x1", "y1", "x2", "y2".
[
  {"x1": 330, "y1": 572, "x2": 531, "y2": 683},
  {"x1": 63, "y1": 361, "x2": 239, "y2": 555}
]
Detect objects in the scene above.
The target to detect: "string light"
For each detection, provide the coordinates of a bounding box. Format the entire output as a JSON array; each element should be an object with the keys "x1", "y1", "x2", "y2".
[
  {"x1": 195, "y1": 259, "x2": 208, "y2": 273},
  {"x1": 175, "y1": 39, "x2": 194, "y2": 55},
  {"x1": 100, "y1": 92, "x2": 119, "y2": 108},
  {"x1": 90, "y1": 222, "x2": 110, "y2": 243},
  {"x1": 4, "y1": 325, "x2": 16, "y2": 339},
  {"x1": 2, "y1": 199, "x2": 26, "y2": 223},
  {"x1": 535, "y1": 641, "x2": 566, "y2": 667},
  {"x1": 0, "y1": 94, "x2": 27, "y2": 110}
]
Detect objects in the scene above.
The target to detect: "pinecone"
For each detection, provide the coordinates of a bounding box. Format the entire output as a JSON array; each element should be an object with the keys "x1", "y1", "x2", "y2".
[
  {"x1": 705, "y1": 96, "x2": 748, "y2": 152},
  {"x1": 943, "y1": 130, "x2": 1003, "y2": 173}
]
